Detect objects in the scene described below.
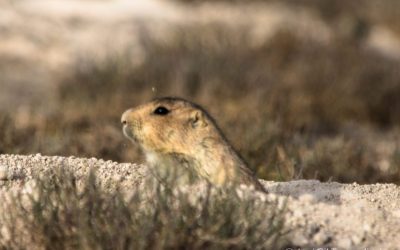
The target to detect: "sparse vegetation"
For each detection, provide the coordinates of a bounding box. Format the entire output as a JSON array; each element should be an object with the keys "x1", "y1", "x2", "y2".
[
  {"x1": 1, "y1": 1, "x2": 400, "y2": 185},
  {"x1": 1, "y1": 1, "x2": 400, "y2": 248},
  {"x1": 0, "y1": 169, "x2": 286, "y2": 249},
  {"x1": 1, "y1": 21, "x2": 400, "y2": 184}
]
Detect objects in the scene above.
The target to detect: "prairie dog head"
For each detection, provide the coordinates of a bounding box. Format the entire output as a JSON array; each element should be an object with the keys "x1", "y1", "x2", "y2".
[{"x1": 121, "y1": 97, "x2": 216, "y2": 157}]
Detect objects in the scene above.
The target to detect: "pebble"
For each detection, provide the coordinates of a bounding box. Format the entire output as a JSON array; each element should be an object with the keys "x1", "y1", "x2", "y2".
[
  {"x1": 352, "y1": 235, "x2": 363, "y2": 244},
  {"x1": 363, "y1": 223, "x2": 372, "y2": 232},
  {"x1": 313, "y1": 230, "x2": 331, "y2": 245}
]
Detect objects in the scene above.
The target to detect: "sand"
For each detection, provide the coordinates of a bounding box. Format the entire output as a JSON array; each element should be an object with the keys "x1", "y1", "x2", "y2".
[{"x1": 0, "y1": 154, "x2": 399, "y2": 249}]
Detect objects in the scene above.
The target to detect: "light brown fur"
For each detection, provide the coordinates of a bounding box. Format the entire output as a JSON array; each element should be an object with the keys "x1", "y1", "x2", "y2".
[{"x1": 121, "y1": 97, "x2": 266, "y2": 191}]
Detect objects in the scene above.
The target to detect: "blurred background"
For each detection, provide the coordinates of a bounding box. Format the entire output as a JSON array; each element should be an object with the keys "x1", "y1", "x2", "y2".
[{"x1": 1, "y1": 0, "x2": 400, "y2": 184}]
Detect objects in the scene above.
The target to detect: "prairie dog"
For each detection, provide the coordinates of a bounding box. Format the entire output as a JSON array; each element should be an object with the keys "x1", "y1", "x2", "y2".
[{"x1": 121, "y1": 97, "x2": 266, "y2": 191}]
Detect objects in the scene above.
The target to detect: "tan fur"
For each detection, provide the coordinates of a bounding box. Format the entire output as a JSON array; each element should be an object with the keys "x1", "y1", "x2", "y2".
[{"x1": 121, "y1": 97, "x2": 266, "y2": 192}]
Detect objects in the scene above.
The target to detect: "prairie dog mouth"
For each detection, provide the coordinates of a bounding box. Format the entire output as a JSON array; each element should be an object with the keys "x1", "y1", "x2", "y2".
[{"x1": 123, "y1": 124, "x2": 136, "y2": 142}]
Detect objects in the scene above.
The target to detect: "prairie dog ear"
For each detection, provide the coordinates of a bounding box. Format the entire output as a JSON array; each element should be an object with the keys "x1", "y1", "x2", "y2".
[{"x1": 189, "y1": 110, "x2": 208, "y2": 128}]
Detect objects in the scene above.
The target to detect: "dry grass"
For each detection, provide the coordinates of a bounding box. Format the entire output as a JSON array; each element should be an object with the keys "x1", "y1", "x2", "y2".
[
  {"x1": 1, "y1": 2, "x2": 400, "y2": 249},
  {"x1": 1, "y1": 2, "x2": 400, "y2": 184},
  {"x1": 0, "y1": 168, "x2": 286, "y2": 249}
]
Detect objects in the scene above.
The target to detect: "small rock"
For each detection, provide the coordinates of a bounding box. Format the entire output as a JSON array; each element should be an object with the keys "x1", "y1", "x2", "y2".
[
  {"x1": 363, "y1": 223, "x2": 372, "y2": 232},
  {"x1": 352, "y1": 235, "x2": 362, "y2": 244},
  {"x1": 313, "y1": 230, "x2": 332, "y2": 245}
]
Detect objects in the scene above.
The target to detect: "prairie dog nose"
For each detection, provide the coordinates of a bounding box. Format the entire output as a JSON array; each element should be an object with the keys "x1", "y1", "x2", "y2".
[{"x1": 121, "y1": 109, "x2": 133, "y2": 125}]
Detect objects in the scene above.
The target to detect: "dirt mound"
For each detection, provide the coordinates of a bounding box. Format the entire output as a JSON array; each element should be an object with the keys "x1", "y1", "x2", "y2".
[
  {"x1": 0, "y1": 154, "x2": 399, "y2": 248},
  {"x1": 267, "y1": 180, "x2": 400, "y2": 248}
]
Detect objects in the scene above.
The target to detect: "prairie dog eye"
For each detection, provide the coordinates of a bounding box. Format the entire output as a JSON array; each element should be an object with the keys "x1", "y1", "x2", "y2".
[{"x1": 153, "y1": 106, "x2": 170, "y2": 115}]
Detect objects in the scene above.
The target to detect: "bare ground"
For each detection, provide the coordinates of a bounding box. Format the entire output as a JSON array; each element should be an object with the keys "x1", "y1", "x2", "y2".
[{"x1": 0, "y1": 154, "x2": 399, "y2": 249}]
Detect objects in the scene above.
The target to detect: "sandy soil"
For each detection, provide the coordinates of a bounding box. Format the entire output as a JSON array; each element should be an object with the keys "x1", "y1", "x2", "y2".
[{"x1": 0, "y1": 154, "x2": 399, "y2": 249}]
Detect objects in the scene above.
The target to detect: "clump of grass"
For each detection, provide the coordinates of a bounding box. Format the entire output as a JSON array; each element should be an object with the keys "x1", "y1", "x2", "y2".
[{"x1": 0, "y1": 168, "x2": 286, "y2": 249}]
